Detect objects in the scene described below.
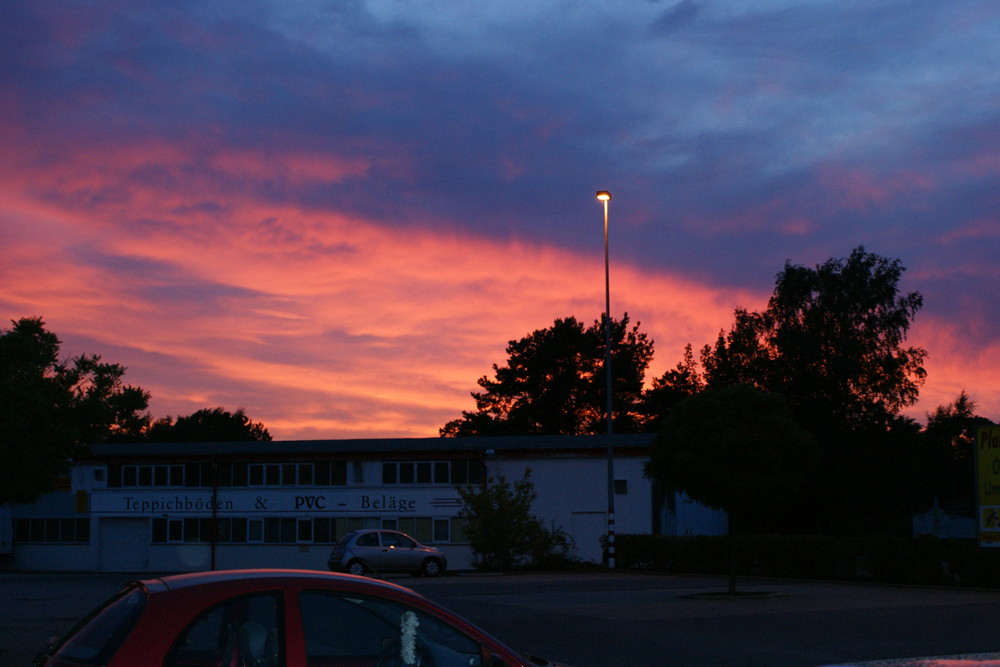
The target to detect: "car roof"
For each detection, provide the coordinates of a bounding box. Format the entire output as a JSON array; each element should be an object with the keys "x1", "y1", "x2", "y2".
[
  {"x1": 136, "y1": 568, "x2": 423, "y2": 598},
  {"x1": 354, "y1": 528, "x2": 397, "y2": 534}
]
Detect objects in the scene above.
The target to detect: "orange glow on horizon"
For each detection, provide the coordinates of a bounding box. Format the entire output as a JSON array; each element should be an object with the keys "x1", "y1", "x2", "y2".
[{"x1": 2, "y1": 137, "x2": 998, "y2": 439}]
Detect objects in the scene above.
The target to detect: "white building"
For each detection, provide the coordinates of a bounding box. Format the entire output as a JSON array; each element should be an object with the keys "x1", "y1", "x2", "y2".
[{"x1": 6, "y1": 434, "x2": 727, "y2": 572}]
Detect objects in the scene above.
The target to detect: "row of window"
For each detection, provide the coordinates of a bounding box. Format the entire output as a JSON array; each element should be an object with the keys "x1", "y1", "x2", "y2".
[
  {"x1": 107, "y1": 459, "x2": 487, "y2": 489},
  {"x1": 14, "y1": 518, "x2": 90, "y2": 544},
  {"x1": 13, "y1": 515, "x2": 468, "y2": 546},
  {"x1": 151, "y1": 516, "x2": 469, "y2": 545},
  {"x1": 109, "y1": 462, "x2": 354, "y2": 489},
  {"x1": 382, "y1": 460, "x2": 485, "y2": 485}
]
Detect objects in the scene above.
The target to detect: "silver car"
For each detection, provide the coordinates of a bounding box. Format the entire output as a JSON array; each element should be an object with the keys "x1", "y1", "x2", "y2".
[{"x1": 328, "y1": 528, "x2": 447, "y2": 577}]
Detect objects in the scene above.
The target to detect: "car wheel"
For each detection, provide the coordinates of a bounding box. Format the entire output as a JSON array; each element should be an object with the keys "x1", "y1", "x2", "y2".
[
  {"x1": 346, "y1": 560, "x2": 367, "y2": 576},
  {"x1": 421, "y1": 558, "x2": 442, "y2": 577}
]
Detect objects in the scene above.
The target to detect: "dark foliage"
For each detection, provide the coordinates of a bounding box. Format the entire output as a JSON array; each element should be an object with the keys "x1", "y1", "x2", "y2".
[
  {"x1": 146, "y1": 407, "x2": 272, "y2": 442},
  {"x1": 0, "y1": 317, "x2": 151, "y2": 505},
  {"x1": 442, "y1": 315, "x2": 654, "y2": 436},
  {"x1": 457, "y1": 471, "x2": 572, "y2": 570}
]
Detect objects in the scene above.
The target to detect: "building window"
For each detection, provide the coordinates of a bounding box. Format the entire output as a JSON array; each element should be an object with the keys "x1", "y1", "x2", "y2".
[
  {"x1": 434, "y1": 462, "x2": 449, "y2": 484},
  {"x1": 614, "y1": 479, "x2": 629, "y2": 495},
  {"x1": 15, "y1": 517, "x2": 90, "y2": 544},
  {"x1": 110, "y1": 461, "x2": 359, "y2": 489},
  {"x1": 382, "y1": 463, "x2": 397, "y2": 484},
  {"x1": 266, "y1": 464, "x2": 281, "y2": 486},
  {"x1": 247, "y1": 462, "x2": 314, "y2": 487},
  {"x1": 248, "y1": 519, "x2": 264, "y2": 543},
  {"x1": 147, "y1": 515, "x2": 463, "y2": 545},
  {"x1": 315, "y1": 461, "x2": 348, "y2": 486},
  {"x1": 152, "y1": 518, "x2": 184, "y2": 543},
  {"x1": 382, "y1": 460, "x2": 486, "y2": 486},
  {"x1": 297, "y1": 518, "x2": 313, "y2": 543},
  {"x1": 433, "y1": 519, "x2": 450, "y2": 543}
]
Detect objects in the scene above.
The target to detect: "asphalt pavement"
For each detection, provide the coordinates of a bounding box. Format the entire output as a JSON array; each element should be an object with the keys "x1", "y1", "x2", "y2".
[{"x1": 5, "y1": 570, "x2": 1000, "y2": 666}]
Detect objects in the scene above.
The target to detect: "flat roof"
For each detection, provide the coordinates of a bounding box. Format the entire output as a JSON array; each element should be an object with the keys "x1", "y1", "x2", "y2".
[{"x1": 84, "y1": 433, "x2": 655, "y2": 460}]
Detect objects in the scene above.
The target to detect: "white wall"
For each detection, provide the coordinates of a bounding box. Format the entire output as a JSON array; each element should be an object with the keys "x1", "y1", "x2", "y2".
[{"x1": 486, "y1": 454, "x2": 653, "y2": 562}]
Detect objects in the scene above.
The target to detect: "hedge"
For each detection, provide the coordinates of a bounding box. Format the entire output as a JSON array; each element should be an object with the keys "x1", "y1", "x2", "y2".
[{"x1": 612, "y1": 534, "x2": 1000, "y2": 587}]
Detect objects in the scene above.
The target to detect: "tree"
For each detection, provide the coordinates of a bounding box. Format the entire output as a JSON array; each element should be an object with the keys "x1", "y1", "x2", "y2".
[
  {"x1": 644, "y1": 385, "x2": 819, "y2": 591},
  {"x1": 0, "y1": 317, "x2": 151, "y2": 505},
  {"x1": 701, "y1": 246, "x2": 927, "y2": 434},
  {"x1": 456, "y1": 470, "x2": 571, "y2": 570},
  {"x1": 146, "y1": 407, "x2": 272, "y2": 442},
  {"x1": 912, "y1": 391, "x2": 993, "y2": 517},
  {"x1": 699, "y1": 247, "x2": 927, "y2": 533},
  {"x1": 441, "y1": 315, "x2": 654, "y2": 436},
  {"x1": 636, "y1": 343, "x2": 704, "y2": 430}
]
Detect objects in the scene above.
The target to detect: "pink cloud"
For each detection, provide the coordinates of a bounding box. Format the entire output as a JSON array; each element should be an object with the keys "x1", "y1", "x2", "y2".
[
  {"x1": 2, "y1": 166, "x2": 758, "y2": 438},
  {"x1": 907, "y1": 317, "x2": 1000, "y2": 422},
  {"x1": 683, "y1": 197, "x2": 815, "y2": 236},
  {"x1": 939, "y1": 216, "x2": 1000, "y2": 244},
  {"x1": 816, "y1": 165, "x2": 935, "y2": 211},
  {"x1": 2, "y1": 134, "x2": 998, "y2": 439}
]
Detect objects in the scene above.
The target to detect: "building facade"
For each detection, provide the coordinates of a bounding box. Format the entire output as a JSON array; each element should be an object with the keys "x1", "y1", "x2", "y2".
[{"x1": 6, "y1": 434, "x2": 727, "y2": 573}]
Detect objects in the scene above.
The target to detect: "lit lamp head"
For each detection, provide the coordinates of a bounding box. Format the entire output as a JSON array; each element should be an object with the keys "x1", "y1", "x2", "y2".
[{"x1": 595, "y1": 190, "x2": 612, "y2": 201}]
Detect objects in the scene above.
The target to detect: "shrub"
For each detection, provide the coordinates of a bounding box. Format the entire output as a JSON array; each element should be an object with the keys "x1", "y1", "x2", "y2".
[
  {"x1": 615, "y1": 533, "x2": 1000, "y2": 587},
  {"x1": 457, "y1": 470, "x2": 573, "y2": 570}
]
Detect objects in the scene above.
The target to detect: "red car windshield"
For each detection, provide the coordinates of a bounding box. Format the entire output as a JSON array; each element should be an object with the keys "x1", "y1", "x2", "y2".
[{"x1": 50, "y1": 586, "x2": 146, "y2": 665}]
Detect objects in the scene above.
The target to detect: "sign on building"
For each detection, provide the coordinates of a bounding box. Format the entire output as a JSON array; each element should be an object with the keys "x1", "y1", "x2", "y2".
[{"x1": 976, "y1": 425, "x2": 1000, "y2": 546}]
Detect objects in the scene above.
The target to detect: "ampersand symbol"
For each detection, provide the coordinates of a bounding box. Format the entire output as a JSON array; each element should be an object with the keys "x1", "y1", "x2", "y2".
[{"x1": 255, "y1": 496, "x2": 269, "y2": 510}]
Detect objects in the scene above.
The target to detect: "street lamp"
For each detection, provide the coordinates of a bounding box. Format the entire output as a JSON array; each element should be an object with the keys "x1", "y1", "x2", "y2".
[{"x1": 595, "y1": 189, "x2": 615, "y2": 570}]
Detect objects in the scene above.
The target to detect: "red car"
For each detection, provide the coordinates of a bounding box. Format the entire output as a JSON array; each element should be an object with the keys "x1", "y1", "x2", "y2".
[{"x1": 33, "y1": 569, "x2": 566, "y2": 667}]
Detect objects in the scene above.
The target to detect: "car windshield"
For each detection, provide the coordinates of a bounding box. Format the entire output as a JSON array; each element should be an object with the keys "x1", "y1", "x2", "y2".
[
  {"x1": 337, "y1": 531, "x2": 358, "y2": 546},
  {"x1": 51, "y1": 585, "x2": 146, "y2": 664},
  {"x1": 299, "y1": 590, "x2": 485, "y2": 666}
]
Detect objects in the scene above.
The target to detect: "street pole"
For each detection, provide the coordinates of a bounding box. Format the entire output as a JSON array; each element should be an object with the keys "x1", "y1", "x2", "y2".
[{"x1": 596, "y1": 190, "x2": 615, "y2": 570}]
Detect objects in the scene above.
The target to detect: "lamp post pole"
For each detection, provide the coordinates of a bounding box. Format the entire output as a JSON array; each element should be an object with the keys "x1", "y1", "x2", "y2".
[{"x1": 595, "y1": 190, "x2": 615, "y2": 570}]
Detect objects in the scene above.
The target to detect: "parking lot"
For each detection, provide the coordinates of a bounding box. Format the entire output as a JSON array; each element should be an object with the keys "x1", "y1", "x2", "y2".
[{"x1": 6, "y1": 570, "x2": 1000, "y2": 666}]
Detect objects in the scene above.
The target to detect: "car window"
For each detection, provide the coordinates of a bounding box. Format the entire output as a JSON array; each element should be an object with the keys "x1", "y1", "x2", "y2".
[
  {"x1": 50, "y1": 586, "x2": 146, "y2": 665},
  {"x1": 166, "y1": 592, "x2": 282, "y2": 667},
  {"x1": 299, "y1": 590, "x2": 484, "y2": 667},
  {"x1": 356, "y1": 532, "x2": 380, "y2": 547},
  {"x1": 383, "y1": 532, "x2": 415, "y2": 548}
]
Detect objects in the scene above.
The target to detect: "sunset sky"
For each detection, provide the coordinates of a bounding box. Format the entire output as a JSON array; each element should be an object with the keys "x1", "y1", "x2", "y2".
[{"x1": 2, "y1": 1, "x2": 998, "y2": 440}]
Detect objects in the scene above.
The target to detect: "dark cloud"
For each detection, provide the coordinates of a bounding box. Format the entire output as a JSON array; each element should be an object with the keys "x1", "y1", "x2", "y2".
[
  {"x1": 3, "y1": 1, "x2": 999, "y2": 432},
  {"x1": 650, "y1": 0, "x2": 703, "y2": 36}
]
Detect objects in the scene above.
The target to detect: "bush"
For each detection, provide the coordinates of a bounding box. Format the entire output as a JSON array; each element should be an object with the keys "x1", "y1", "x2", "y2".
[
  {"x1": 615, "y1": 533, "x2": 1000, "y2": 587},
  {"x1": 457, "y1": 470, "x2": 574, "y2": 571}
]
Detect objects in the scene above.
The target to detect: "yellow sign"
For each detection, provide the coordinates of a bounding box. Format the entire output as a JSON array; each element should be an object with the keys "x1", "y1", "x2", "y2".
[{"x1": 976, "y1": 425, "x2": 1000, "y2": 546}]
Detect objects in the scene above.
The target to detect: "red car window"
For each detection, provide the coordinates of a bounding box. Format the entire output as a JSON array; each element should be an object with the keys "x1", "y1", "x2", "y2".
[
  {"x1": 298, "y1": 590, "x2": 484, "y2": 667},
  {"x1": 49, "y1": 586, "x2": 145, "y2": 665},
  {"x1": 166, "y1": 592, "x2": 282, "y2": 667}
]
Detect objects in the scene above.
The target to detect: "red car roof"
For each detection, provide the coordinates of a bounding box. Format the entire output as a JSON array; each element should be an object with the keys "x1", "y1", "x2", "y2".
[{"x1": 136, "y1": 568, "x2": 425, "y2": 598}]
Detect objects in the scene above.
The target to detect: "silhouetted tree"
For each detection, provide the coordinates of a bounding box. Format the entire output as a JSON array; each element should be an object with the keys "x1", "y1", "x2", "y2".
[
  {"x1": 0, "y1": 317, "x2": 151, "y2": 505},
  {"x1": 699, "y1": 247, "x2": 927, "y2": 532},
  {"x1": 645, "y1": 385, "x2": 819, "y2": 591},
  {"x1": 146, "y1": 407, "x2": 271, "y2": 442},
  {"x1": 636, "y1": 343, "x2": 704, "y2": 430},
  {"x1": 911, "y1": 391, "x2": 994, "y2": 517},
  {"x1": 701, "y1": 246, "x2": 927, "y2": 435},
  {"x1": 441, "y1": 315, "x2": 653, "y2": 436}
]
